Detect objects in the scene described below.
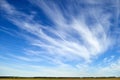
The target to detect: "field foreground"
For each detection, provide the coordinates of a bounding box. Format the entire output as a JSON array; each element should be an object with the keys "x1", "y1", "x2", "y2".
[{"x1": 0, "y1": 78, "x2": 120, "y2": 80}]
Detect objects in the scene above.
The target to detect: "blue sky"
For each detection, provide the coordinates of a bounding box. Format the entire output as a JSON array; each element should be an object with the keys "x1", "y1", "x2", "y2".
[{"x1": 0, "y1": 0, "x2": 120, "y2": 77}]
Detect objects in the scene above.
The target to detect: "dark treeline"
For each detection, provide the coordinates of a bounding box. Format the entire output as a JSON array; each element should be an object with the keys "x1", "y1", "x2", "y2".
[{"x1": 0, "y1": 76, "x2": 119, "y2": 79}]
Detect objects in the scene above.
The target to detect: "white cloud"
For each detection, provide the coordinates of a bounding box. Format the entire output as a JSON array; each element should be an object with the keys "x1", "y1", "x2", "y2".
[
  {"x1": 0, "y1": 0, "x2": 115, "y2": 62},
  {"x1": 0, "y1": 57, "x2": 120, "y2": 77},
  {"x1": 103, "y1": 55, "x2": 115, "y2": 64},
  {"x1": 93, "y1": 58, "x2": 120, "y2": 77},
  {"x1": 0, "y1": 26, "x2": 19, "y2": 37},
  {"x1": 26, "y1": 0, "x2": 114, "y2": 62},
  {"x1": 0, "y1": 0, "x2": 120, "y2": 77},
  {"x1": 0, "y1": 0, "x2": 15, "y2": 14},
  {"x1": 6, "y1": 54, "x2": 42, "y2": 62}
]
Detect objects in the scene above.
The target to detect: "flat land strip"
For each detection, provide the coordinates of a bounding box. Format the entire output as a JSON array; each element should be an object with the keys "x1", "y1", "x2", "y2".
[{"x1": 0, "y1": 78, "x2": 120, "y2": 80}]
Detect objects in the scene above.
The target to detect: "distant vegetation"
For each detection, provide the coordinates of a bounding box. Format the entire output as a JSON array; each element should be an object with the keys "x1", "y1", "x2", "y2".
[{"x1": 0, "y1": 76, "x2": 120, "y2": 80}]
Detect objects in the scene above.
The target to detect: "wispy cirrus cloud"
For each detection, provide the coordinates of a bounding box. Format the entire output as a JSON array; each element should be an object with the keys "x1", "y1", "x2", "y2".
[
  {"x1": 0, "y1": 0, "x2": 117, "y2": 62},
  {"x1": 0, "y1": 0, "x2": 120, "y2": 77}
]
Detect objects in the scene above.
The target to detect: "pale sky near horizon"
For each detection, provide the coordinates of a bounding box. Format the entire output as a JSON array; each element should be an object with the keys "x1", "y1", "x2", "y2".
[{"x1": 0, "y1": 0, "x2": 120, "y2": 77}]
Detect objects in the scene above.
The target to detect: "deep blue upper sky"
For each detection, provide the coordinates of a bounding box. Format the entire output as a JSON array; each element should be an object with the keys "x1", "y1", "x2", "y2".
[{"x1": 0, "y1": 0, "x2": 120, "y2": 77}]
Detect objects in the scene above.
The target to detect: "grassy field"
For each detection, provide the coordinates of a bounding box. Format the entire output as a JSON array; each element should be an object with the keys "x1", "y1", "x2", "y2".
[{"x1": 0, "y1": 78, "x2": 120, "y2": 80}]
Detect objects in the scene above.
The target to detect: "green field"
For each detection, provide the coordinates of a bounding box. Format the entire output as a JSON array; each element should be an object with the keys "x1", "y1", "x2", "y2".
[{"x1": 0, "y1": 78, "x2": 120, "y2": 80}]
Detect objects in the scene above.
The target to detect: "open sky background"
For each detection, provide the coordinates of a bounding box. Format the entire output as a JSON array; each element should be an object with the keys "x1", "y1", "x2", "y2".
[{"x1": 0, "y1": 0, "x2": 120, "y2": 77}]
